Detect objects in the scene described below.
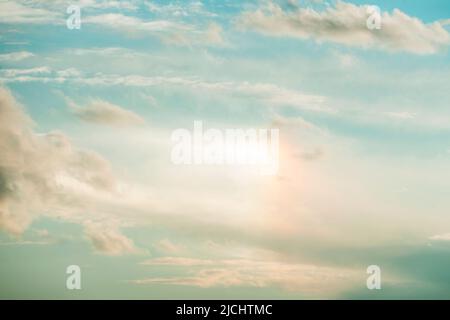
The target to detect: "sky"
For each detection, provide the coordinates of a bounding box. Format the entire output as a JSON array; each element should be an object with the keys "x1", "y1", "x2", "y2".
[{"x1": 0, "y1": 0, "x2": 450, "y2": 299}]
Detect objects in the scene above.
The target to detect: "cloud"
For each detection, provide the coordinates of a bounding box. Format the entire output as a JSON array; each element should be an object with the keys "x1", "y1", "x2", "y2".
[
  {"x1": 141, "y1": 257, "x2": 214, "y2": 266},
  {"x1": 82, "y1": 13, "x2": 224, "y2": 47},
  {"x1": 0, "y1": 70, "x2": 327, "y2": 112},
  {"x1": 237, "y1": 1, "x2": 450, "y2": 54},
  {"x1": 84, "y1": 13, "x2": 181, "y2": 32},
  {"x1": 1, "y1": 66, "x2": 51, "y2": 77},
  {"x1": 295, "y1": 148, "x2": 324, "y2": 161},
  {"x1": 152, "y1": 239, "x2": 184, "y2": 254},
  {"x1": 199, "y1": 23, "x2": 226, "y2": 47},
  {"x1": 0, "y1": 86, "x2": 157, "y2": 256},
  {"x1": 161, "y1": 24, "x2": 228, "y2": 47},
  {"x1": 0, "y1": 86, "x2": 119, "y2": 236},
  {"x1": 0, "y1": 240, "x2": 53, "y2": 246},
  {"x1": 333, "y1": 51, "x2": 358, "y2": 68},
  {"x1": 0, "y1": 1, "x2": 62, "y2": 24},
  {"x1": 66, "y1": 98, "x2": 145, "y2": 126},
  {"x1": 383, "y1": 111, "x2": 416, "y2": 120},
  {"x1": 146, "y1": 1, "x2": 217, "y2": 18},
  {"x1": 56, "y1": 68, "x2": 82, "y2": 77},
  {"x1": 133, "y1": 256, "x2": 358, "y2": 294},
  {"x1": 0, "y1": 51, "x2": 34, "y2": 62},
  {"x1": 0, "y1": 2, "x2": 219, "y2": 47},
  {"x1": 0, "y1": 227, "x2": 58, "y2": 246},
  {"x1": 69, "y1": 47, "x2": 148, "y2": 58},
  {"x1": 77, "y1": 0, "x2": 138, "y2": 11},
  {"x1": 84, "y1": 221, "x2": 141, "y2": 255},
  {"x1": 0, "y1": 0, "x2": 137, "y2": 25},
  {"x1": 429, "y1": 233, "x2": 450, "y2": 241}
]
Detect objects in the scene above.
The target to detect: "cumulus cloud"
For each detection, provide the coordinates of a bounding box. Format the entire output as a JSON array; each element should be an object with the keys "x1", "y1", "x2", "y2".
[
  {"x1": 237, "y1": 1, "x2": 450, "y2": 54},
  {"x1": 67, "y1": 98, "x2": 145, "y2": 126},
  {"x1": 0, "y1": 86, "x2": 119, "y2": 238},
  {"x1": 0, "y1": 86, "x2": 157, "y2": 256}
]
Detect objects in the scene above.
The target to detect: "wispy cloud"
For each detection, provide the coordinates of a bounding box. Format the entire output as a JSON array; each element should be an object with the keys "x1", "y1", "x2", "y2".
[
  {"x1": 134, "y1": 256, "x2": 358, "y2": 295},
  {"x1": 141, "y1": 257, "x2": 214, "y2": 266},
  {"x1": 84, "y1": 221, "x2": 142, "y2": 255},
  {"x1": 0, "y1": 70, "x2": 328, "y2": 112},
  {"x1": 83, "y1": 12, "x2": 226, "y2": 47},
  {"x1": 146, "y1": 1, "x2": 217, "y2": 18},
  {"x1": 0, "y1": 51, "x2": 34, "y2": 62},
  {"x1": 0, "y1": 1, "x2": 62, "y2": 24},
  {"x1": 66, "y1": 97, "x2": 145, "y2": 126},
  {"x1": 1, "y1": 66, "x2": 51, "y2": 77},
  {"x1": 429, "y1": 233, "x2": 450, "y2": 241},
  {"x1": 152, "y1": 239, "x2": 184, "y2": 254},
  {"x1": 84, "y1": 13, "x2": 183, "y2": 32}
]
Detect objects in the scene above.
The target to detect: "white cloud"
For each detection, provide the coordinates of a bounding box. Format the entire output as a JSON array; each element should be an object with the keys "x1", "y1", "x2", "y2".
[
  {"x1": 84, "y1": 221, "x2": 141, "y2": 255},
  {"x1": 134, "y1": 256, "x2": 358, "y2": 294},
  {"x1": 152, "y1": 239, "x2": 184, "y2": 254},
  {"x1": 0, "y1": 86, "x2": 120, "y2": 237},
  {"x1": 0, "y1": 51, "x2": 34, "y2": 62},
  {"x1": 0, "y1": 1, "x2": 62, "y2": 24},
  {"x1": 205, "y1": 23, "x2": 226, "y2": 46},
  {"x1": 57, "y1": 68, "x2": 82, "y2": 77},
  {"x1": 0, "y1": 0, "x2": 137, "y2": 21},
  {"x1": 1, "y1": 66, "x2": 51, "y2": 77},
  {"x1": 84, "y1": 13, "x2": 181, "y2": 32},
  {"x1": 146, "y1": 1, "x2": 217, "y2": 18},
  {"x1": 0, "y1": 1, "x2": 217, "y2": 46},
  {"x1": 333, "y1": 51, "x2": 358, "y2": 68},
  {"x1": 237, "y1": 1, "x2": 450, "y2": 54},
  {"x1": 0, "y1": 240, "x2": 53, "y2": 246},
  {"x1": 82, "y1": 13, "x2": 224, "y2": 47},
  {"x1": 429, "y1": 233, "x2": 450, "y2": 241},
  {"x1": 383, "y1": 111, "x2": 416, "y2": 120},
  {"x1": 0, "y1": 71, "x2": 327, "y2": 112},
  {"x1": 141, "y1": 257, "x2": 214, "y2": 266},
  {"x1": 77, "y1": 0, "x2": 138, "y2": 11},
  {"x1": 66, "y1": 98, "x2": 145, "y2": 126},
  {"x1": 69, "y1": 47, "x2": 148, "y2": 58}
]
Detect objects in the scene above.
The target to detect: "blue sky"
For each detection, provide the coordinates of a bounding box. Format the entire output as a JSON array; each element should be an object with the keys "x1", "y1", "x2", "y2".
[{"x1": 1, "y1": 0, "x2": 450, "y2": 299}]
